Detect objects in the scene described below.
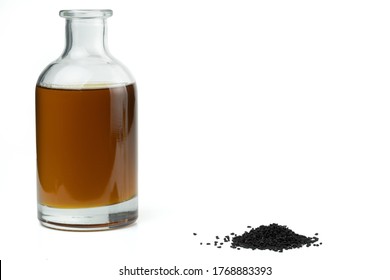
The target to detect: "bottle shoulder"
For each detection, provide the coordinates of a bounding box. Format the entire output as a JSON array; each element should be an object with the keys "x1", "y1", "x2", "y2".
[{"x1": 37, "y1": 56, "x2": 135, "y2": 89}]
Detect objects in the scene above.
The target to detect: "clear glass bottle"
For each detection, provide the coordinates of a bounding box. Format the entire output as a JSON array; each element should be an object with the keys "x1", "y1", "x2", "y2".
[{"x1": 36, "y1": 10, "x2": 137, "y2": 230}]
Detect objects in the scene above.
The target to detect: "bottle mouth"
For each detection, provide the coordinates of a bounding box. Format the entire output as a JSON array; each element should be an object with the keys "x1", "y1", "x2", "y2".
[{"x1": 59, "y1": 9, "x2": 113, "y2": 19}]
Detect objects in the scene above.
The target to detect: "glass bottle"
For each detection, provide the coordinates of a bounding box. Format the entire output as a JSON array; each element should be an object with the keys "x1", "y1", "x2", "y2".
[{"x1": 36, "y1": 10, "x2": 137, "y2": 230}]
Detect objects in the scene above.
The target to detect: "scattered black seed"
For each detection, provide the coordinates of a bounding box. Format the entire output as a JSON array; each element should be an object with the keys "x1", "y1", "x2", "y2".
[{"x1": 194, "y1": 223, "x2": 321, "y2": 252}]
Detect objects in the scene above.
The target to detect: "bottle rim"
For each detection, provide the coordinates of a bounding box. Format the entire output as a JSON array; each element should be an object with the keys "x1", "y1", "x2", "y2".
[{"x1": 59, "y1": 9, "x2": 113, "y2": 19}]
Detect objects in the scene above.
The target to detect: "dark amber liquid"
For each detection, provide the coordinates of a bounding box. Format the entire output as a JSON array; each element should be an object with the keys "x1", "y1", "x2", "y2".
[{"x1": 36, "y1": 84, "x2": 137, "y2": 208}]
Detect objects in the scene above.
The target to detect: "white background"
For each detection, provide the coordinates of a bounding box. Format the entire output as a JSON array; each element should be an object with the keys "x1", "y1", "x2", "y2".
[{"x1": 1, "y1": 0, "x2": 390, "y2": 279}]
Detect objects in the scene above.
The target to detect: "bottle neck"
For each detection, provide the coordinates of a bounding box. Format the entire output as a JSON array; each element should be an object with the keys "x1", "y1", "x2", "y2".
[{"x1": 63, "y1": 18, "x2": 109, "y2": 58}]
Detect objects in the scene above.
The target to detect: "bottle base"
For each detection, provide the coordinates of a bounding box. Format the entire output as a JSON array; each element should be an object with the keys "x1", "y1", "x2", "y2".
[{"x1": 38, "y1": 197, "x2": 138, "y2": 231}]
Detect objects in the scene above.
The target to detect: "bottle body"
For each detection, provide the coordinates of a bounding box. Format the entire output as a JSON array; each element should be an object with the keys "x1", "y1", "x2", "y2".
[{"x1": 36, "y1": 10, "x2": 137, "y2": 230}]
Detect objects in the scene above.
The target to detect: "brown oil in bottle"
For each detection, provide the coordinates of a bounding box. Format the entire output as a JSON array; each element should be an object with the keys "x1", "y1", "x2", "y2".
[{"x1": 36, "y1": 84, "x2": 137, "y2": 208}]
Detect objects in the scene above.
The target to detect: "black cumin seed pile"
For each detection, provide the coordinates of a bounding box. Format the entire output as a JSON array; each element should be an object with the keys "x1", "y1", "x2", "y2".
[
  {"x1": 231, "y1": 223, "x2": 320, "y2": 252},
  {"x1": 195, "y1": 223, "x2": 321, "y2": 252}
]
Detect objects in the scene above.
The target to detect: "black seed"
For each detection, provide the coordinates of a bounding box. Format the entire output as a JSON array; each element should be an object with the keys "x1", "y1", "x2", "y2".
[
  {"x1": 200, "y1": 242, "x2": 202, "y2": 245},
  {"x1": 193, "y1": 233, "x2": 197, "y2": 236},
  {"x1": 230, "y1": 223, "x2": 321, "y2": 253},
  {"x1": 198, "y1": 224, "x2": 321, "y2": 252}
]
